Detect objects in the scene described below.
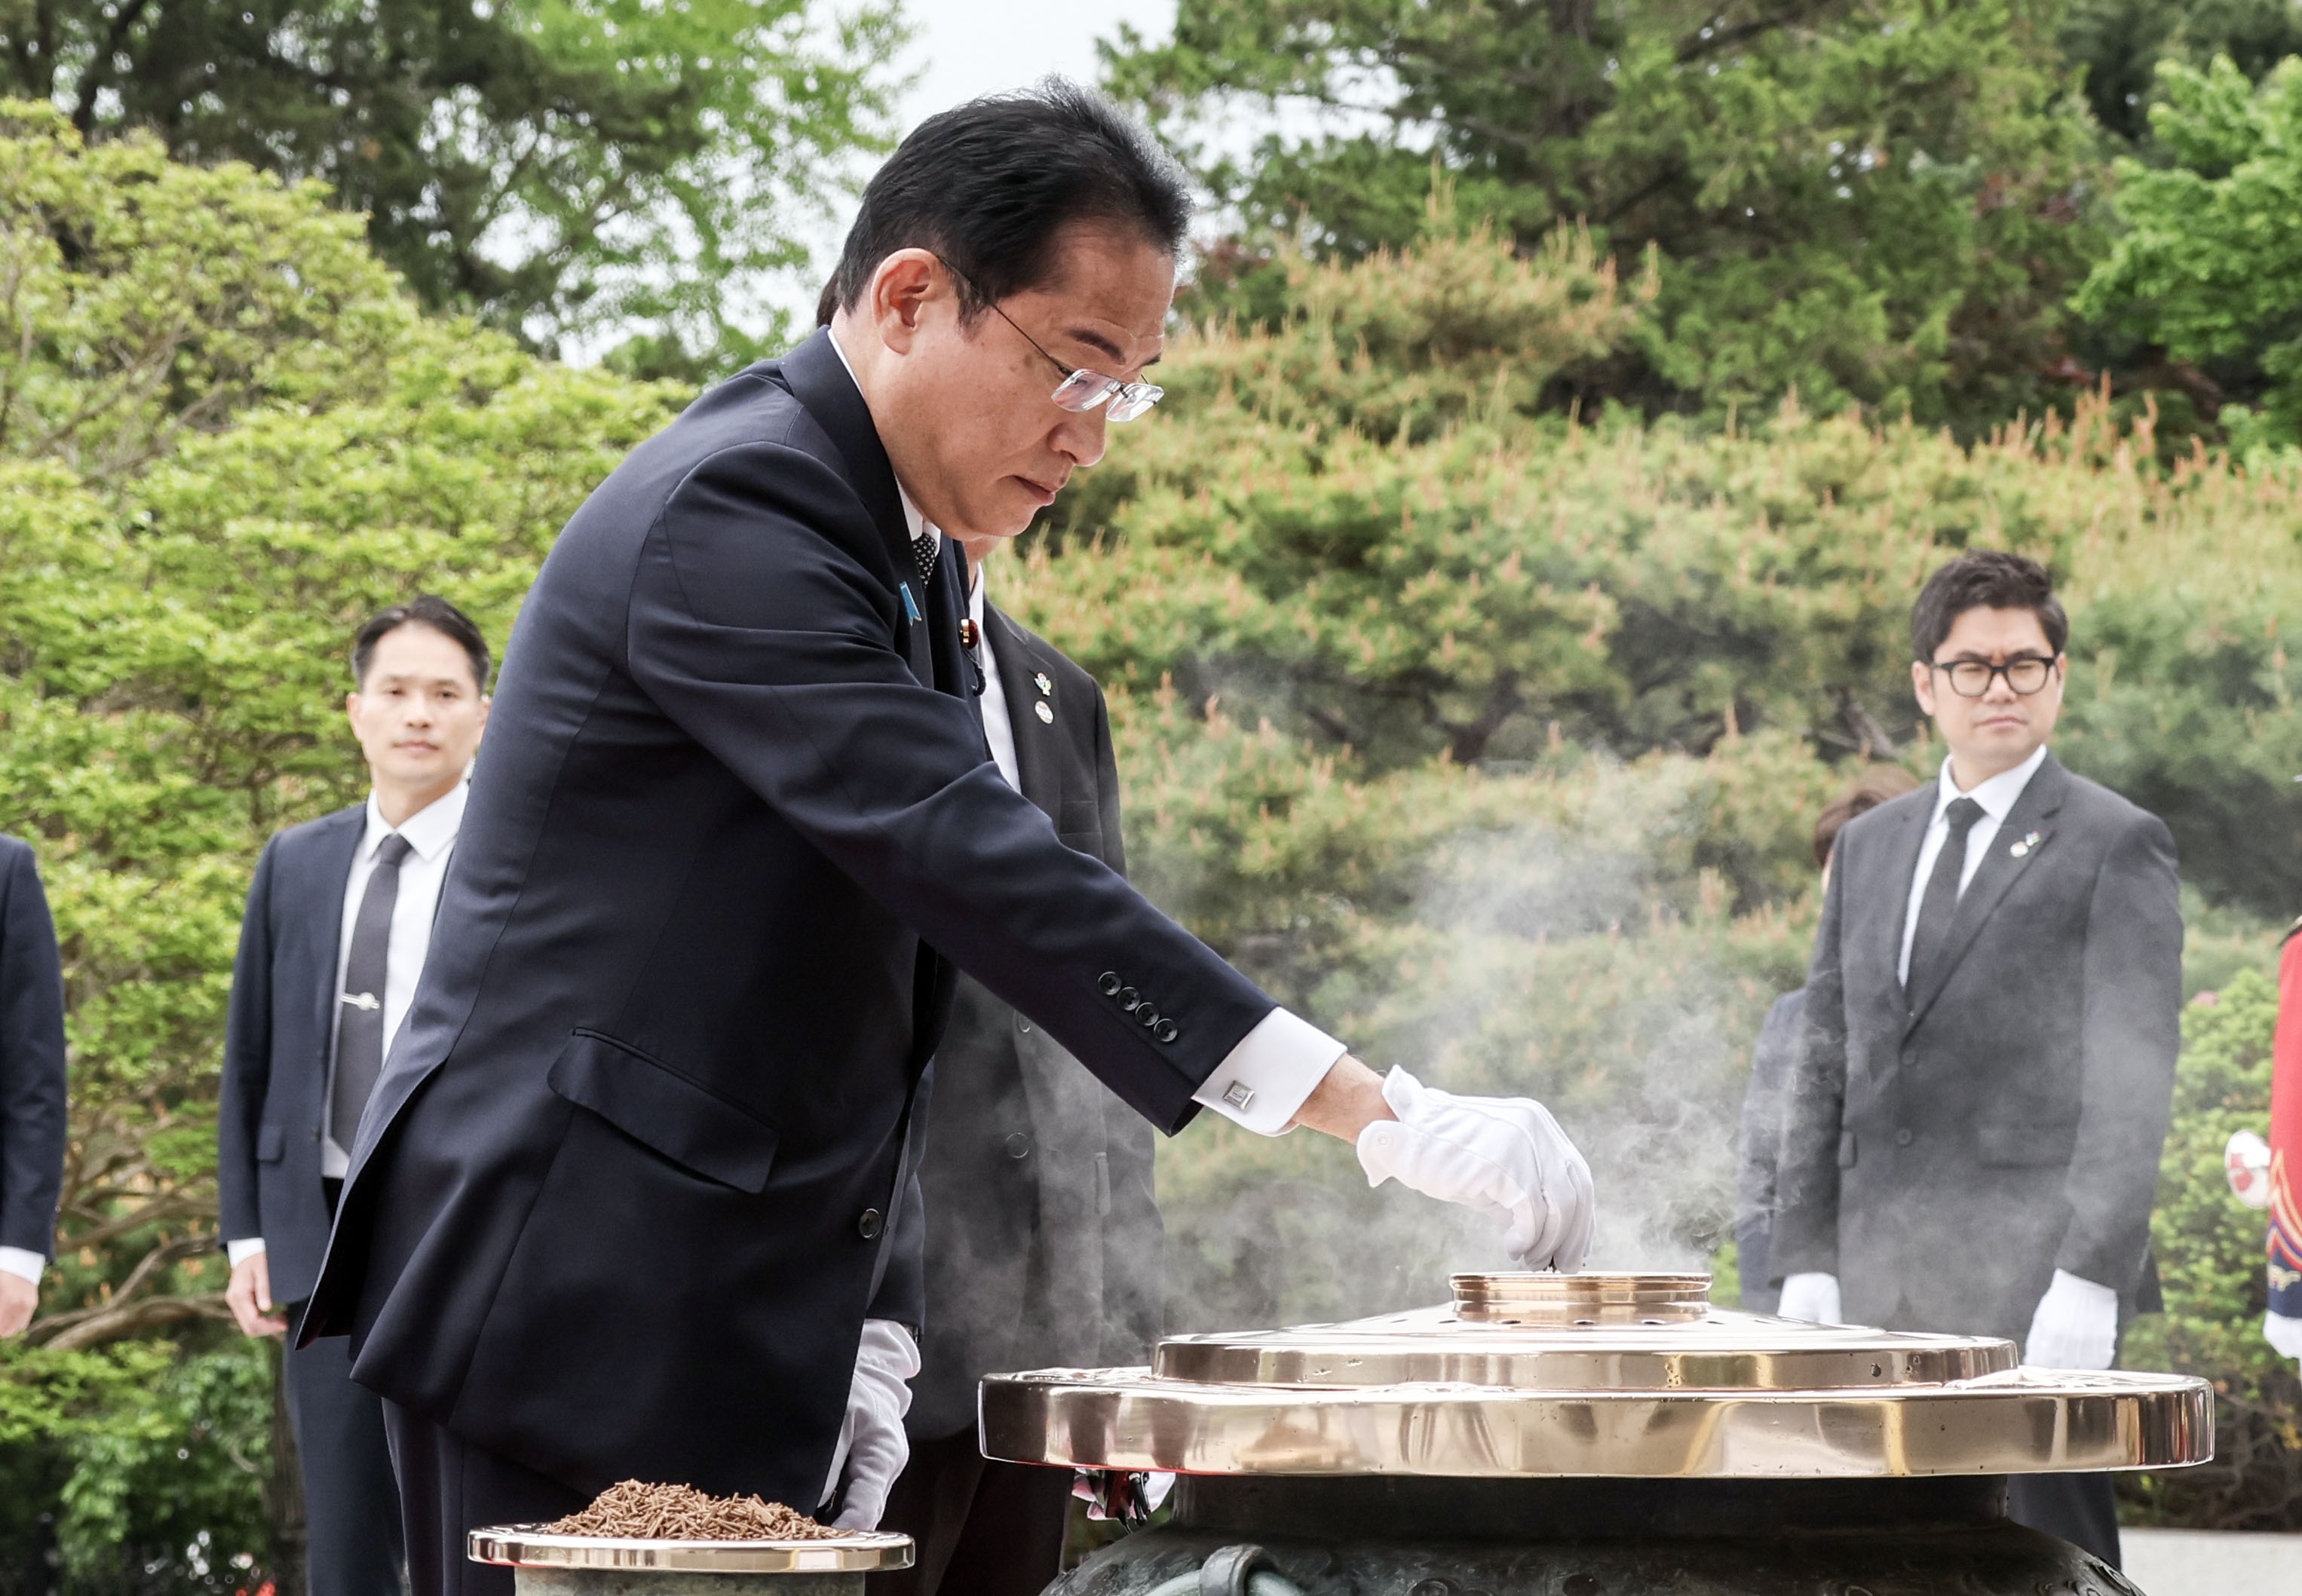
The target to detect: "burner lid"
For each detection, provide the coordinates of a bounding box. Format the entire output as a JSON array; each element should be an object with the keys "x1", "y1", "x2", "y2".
[{"x1": 978, "y1": 1273, "x2": 2212, "y2": 1479}]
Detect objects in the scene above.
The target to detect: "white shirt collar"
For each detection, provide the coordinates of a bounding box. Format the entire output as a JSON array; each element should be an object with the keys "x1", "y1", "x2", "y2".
[
  {"x1": 1933, "y1": 742, "x2": 2047, "y2": 825},
  {"x1": 363, "y1": 780, "x2": 469, "y2": 863},
  {"x1": 825, "y1": 326, "x2": 935, "y2": 550}
]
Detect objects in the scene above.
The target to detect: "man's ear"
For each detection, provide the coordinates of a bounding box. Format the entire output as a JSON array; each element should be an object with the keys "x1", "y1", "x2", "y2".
[
  {"x1": 1911, "y1": 659, "x2": 1937, "y2": 718},
  {"x1": 867, "y1": 250, "x2": 946, "y2": 356}
]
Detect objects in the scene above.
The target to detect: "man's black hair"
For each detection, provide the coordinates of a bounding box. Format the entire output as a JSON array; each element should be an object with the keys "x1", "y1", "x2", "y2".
[
  {"x1": 822, "y1": 78, "x2": 1192, "y2": 326},
  {"x1": 352, "y1": 595, "x2": 492, "y2": 693},
  {"x1": 1911, "y1": 550, "x2": 2068, "y2": 663}
]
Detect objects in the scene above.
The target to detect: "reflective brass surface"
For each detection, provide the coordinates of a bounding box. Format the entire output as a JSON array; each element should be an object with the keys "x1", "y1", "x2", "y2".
[
  {"x1": 467, "y1": 1529, "x2": 915, "y2": 1573},
  {"x1": 979, "y1": 1272, "x2": 2216, "y2": 1479}
]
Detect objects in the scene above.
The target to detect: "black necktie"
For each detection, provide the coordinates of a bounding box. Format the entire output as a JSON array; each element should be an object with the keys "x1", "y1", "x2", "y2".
[
  {"x1": 1907, "y1": 797, "x2": 1985, "y2": 997},
  {"x1": 911, "y1": 531, "x2": 938, "y2": 590},
  {"x1": 333, "y1": 832, "x2": 414, "y2": 1151}
]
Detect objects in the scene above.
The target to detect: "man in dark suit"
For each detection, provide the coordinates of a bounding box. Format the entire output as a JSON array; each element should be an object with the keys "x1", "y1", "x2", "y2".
[
  {"x1": 0, "y1": 835, "x2": 68, "y2": 1338},
  {"x1": 1773, "y1": 550, "x2": 2181, "y2": 1569},
  {"x1": 874, "y1": 541, "x2": 1163, "y2": 1596},
  {"x1": 1734, "y1": 766, "x2": 1915, "y2": 1313},
  {"x1": 218, "y1": 597, "x2": 492, "y2": 1596},
  {"x1": 302, "y1": 84, "x2": 1594, "y2": 1596}
]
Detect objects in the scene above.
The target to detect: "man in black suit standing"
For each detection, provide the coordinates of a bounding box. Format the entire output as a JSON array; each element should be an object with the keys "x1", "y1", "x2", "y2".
[
  {"x1": 302, "y1": 84, "x2": 1594, "y2": 1596},
  {"x1": 1773, "y1": 550, "x2": 2181, "y2": 1569},
  {"x1": 873, "y1": 537, "x2": 1162, "y2": 1596},
  {"x1": 0, "y1": 835, "x2": 68, "y2": 1339},
  {"x1": 219, "y1": 597, "x2": 492, "y2": 1596}
]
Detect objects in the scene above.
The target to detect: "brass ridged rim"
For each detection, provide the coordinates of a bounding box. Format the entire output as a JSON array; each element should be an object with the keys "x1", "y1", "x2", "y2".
[
  {"x1": 1451, "y1": 1271, "x2": 1713, "y2": 1323},
  {"x1": 467, "y1": 1527, "x2": 915, "y2": 1573}
]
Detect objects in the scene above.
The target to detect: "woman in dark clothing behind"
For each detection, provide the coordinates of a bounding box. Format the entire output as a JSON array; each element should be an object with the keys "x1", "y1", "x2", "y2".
[{"x1": 1734, "y1": 765, "x2": 1919, "y2": 1310}]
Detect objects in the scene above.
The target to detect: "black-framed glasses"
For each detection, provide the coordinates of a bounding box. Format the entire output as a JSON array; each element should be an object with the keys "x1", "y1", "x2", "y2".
[
  {"x1": 1925, "y1": 655, "x2": 2059, "y2": 697},
  {"x1": 935, "y1": 256, "x2": 1165, "y2": 421}
]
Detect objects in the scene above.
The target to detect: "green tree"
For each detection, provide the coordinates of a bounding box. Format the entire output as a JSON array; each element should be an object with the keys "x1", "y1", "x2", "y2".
[
  {"x1": 2058, "y1": 0, "x2": 2302, "y2": 144},
  {"x1": 0, "y1": 0, "x2": 906, "y2": 368},
  {"x1": 1107, "y1": 0, "x2": 2105, "y2": 432},
  {"x1": 2073, "y1": 54, "x2": 2302, "y2": 449}
]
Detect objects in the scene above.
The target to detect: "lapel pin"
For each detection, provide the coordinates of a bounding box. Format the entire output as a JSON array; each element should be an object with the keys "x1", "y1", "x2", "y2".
[
  {"x1": 1034, "y1": 700, "x2": 1054, "y2": 724},
  {"x1": 1033, "y1": 672, "x2": 1052, "y2": 696},
  {"x1": 2009, "y1": 830, "x2": 2041, "y2": 859}
]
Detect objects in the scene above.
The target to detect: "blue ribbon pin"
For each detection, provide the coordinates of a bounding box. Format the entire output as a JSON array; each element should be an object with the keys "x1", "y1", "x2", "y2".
[{"x1": 900, "y1": 582, "x2": 924, "y2": 623}]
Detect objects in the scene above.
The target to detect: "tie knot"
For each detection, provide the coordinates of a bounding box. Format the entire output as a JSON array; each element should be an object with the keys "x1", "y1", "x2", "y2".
[
  {"x1": 375, "y1": 832, "x2": 415, "y2": 868},
  {"x1": 1944, "y1": 796, "x2": 1985, "y2": 837}
]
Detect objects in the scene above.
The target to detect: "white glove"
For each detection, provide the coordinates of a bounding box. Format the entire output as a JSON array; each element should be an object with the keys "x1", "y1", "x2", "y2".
[
  {"x1": 1356, "y1": 1066, "x2": 1594, "y2": 1270},
  {"x1": 822, "y1": 1319, "x2": 920, "y2": 1530},
  {"x1": 2022, "y1": 1270, "x2": 2118, "y2": 1370},
  {"x1": 2264, "y1": 1311, "x2": 2302, "y2": 1363},
  {"x1": 1777, "y1": 1272, "x2": 1843, "y2": 1325}
]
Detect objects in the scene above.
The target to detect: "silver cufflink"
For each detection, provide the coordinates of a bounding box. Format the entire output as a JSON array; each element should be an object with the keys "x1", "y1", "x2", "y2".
[{"x1": 1223, "y1": 1082, "x2": 1255, "y2": 1110}]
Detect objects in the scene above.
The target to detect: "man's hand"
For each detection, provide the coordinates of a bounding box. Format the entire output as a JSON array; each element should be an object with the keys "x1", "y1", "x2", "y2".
[
  {"x1": 1343, "y1": 1064, "x2": 1595, "y2": 1270},
  {"x1": 1777, "y1": 1272, "x2": 1843, "y2": 1325},
  {"x1": 0, "y1": 1272, "x2": 37, "y2": 1338},
  {"x1": 2022, "y1": 1269, "x2": 2118, "y2": 1370},
  {"x1": 825, "y1": 1319, "x2": 919, "y2": 1530},
  {"x1": 2265, "y1": 1311, "x2": 2302, "y2": 1366},
  {"x1": 226, "y1": 1253, "x2": 288, "y2": 1337}
]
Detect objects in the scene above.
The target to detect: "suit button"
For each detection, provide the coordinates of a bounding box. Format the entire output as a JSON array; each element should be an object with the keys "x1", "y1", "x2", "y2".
[
  {"x1": 1016, "y1": 1016, "x2": 1031, "y2": 1034},
  {"x1": 1895, "y1": 1129, "x2": 1914, "y2": 1147},
  {"x1": 1138, "y1": 1007, "x2": 1160, "y2": 1030},
  {"x1": 1098, "y1": 972, "x2": 1122, "y2": 997},
  {"x1": 1004, "y1": 1132, "x2": 1031, "y2": 1159},
  {"x1": 1117, "y1": 985, "x2": 1142, "y2": 1012},
  {"x1": 1154, "y1": 1019, "x2": 1179, "y2": 1044},
  {"x1": 857, "y1": 1208, "x2": 884, "y2": 1240}
]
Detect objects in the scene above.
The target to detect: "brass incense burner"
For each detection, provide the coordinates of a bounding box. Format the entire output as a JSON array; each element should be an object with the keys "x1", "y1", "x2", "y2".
[{"x1": 977, "y1": 1272, "x2": 2214, "y2": 1596}]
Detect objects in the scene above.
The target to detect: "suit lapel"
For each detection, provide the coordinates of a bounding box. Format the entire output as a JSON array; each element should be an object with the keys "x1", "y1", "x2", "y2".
[
  {"x1": 776, "y1": 330, "x2": 938, "y2": 686},
  {"x1": 1905, "y1": 754, "x2": 2070, "y2": 1028},
  {"x1": 1874, "y1": 795, "x2": 1932, "y2": 1000},
  {"x1": 984, "y1": 604, "x2": 1063, "y2": 822},
  {"x1": 307, "y1": 807, "x2": 366, "y2": 1049}
]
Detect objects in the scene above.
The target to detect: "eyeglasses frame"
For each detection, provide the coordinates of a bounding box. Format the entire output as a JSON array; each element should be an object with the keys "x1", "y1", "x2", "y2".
[
  {"x1": 930, "y1": 255, "x2": 1165, "y2": 422},
  {"x1": 1922, "y1": 654, "x2": 2063, "y2": 698}
]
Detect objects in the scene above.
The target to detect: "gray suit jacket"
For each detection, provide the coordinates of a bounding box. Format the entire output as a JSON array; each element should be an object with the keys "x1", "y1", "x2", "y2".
[
  {"x1": 1773, "y1": 752, "x2": 2181, "y2": 1343},
  {"x1": 906, "y1": 602, "x2": 1163, "y2": 1438}
]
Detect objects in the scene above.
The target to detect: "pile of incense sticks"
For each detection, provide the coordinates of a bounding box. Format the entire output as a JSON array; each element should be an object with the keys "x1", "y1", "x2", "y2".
[{"x1": 541, "y1": 1479, "x2": 848, "y2": 1540}]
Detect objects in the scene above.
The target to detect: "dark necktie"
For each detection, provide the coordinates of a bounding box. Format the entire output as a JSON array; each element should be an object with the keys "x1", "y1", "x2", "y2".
[
  {"x1": 910, "y1": 531, "x2": 938, "y2": 590},
  {"x1": 1907, "y1": 797, "x2": 1985, "y2": 997},
  {"x1": 333, "y1": 832, "x2": 414, "y2": 1151}
]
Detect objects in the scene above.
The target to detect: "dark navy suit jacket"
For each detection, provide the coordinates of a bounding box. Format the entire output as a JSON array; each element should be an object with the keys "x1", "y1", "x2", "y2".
[
  {"x1": 216, "y1": 804, "x2": 364, "y2": 1305},
  {"x1": 0, "y1": 836, "x2": 66, "y2": 1261},
  {"x1": 303, "y1": 330, "x2": 1275, "y2": 1504}
]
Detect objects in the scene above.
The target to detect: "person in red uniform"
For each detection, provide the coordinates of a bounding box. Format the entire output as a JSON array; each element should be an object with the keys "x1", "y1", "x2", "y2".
[{"x1": 2266, "y1": 919, "x2": 2302, "y2": 1363}]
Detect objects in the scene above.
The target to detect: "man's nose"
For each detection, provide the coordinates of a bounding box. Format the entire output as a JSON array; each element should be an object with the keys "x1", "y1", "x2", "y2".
[{"x1": 1053, "y1": 407, "x2": 1108, "y2": 469}]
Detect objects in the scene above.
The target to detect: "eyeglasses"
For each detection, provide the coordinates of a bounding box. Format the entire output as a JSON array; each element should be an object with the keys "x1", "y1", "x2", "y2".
[
  {"x1": 1925, "y1": 655, "x2": 2059, "y2": 697},
  {"x1": 936, "y1": 256, "x2": 1165, "y2": 422}
]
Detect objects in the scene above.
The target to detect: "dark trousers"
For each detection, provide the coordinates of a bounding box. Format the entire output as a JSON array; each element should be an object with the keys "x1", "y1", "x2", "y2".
[
  {"x1": 284, "y1": 1332, "x2": 406, "y2": 1596},
  {"x1": 382, "y1": 1401, "x2": 586, "y2": 1596},
  {"x1": 869, "y1": 1429, "x2": 1072, "y2": 1596},
  {"x1": 2006, "y1": 1472, "x2": 2122, "y2": 1570}
]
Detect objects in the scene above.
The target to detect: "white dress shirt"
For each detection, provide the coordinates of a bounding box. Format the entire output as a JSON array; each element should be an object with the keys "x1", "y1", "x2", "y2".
[
  {"x1": 969, "y1": 567, "x2": 1023, "y2": 792},
  {"x1": 227, "y1": 782, "x2": 467, "y2": 1267},
  {"x1": 1896, "y1": 744, "x2": 2049, "y2": 986},
  {"x1": 827, "y1": 329, "x2": 1344, "y2": 1134}
]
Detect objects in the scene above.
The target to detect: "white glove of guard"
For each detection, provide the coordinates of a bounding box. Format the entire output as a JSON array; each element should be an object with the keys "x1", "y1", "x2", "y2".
[
  {"x1": 2264, "y1": 1310, "x2": 2302, "y2": 1364},
  {"x1": 1776, "y1": 1272, "x2": 1843, "y2": 1326},
  {"x1": 823, "y1": 1318, "x2": 920, "y2": 1530},
  {"x1": 2022, "y1": 1270, "x2": 2118, "y2": 1371},
  {"x1": 1355, "y1": 1066, "x2": 1594, "y2": 1270}
]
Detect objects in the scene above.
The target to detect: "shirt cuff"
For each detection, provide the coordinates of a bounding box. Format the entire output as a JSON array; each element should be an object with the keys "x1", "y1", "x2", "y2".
[
  {"x1": 0, "y1": 1246, "x2": 44, "y2": 1285},
  {"x1": 225, "y1": 1238, "x2": 268, "y2": 1268},
  {"x1": 1191, "y1": 1009, "x2": 1347, "y2": 1136}
]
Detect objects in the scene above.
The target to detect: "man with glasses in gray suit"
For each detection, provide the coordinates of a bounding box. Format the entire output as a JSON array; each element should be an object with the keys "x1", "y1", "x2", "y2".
[{"x1": 1773, "y1": 550, "x2": 2180, "y2": 1571}]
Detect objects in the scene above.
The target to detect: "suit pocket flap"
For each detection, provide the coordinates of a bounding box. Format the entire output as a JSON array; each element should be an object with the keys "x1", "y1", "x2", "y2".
[
  {"x1": 547, "y1": 1030, "x2": 778, "y2": 1193},
  {"x1": 1974, "y1": 1121, "x2": 2077, "y2": 1168},
  {"x1": 256, "y1": 1125, "x2": 286, "y2": 1163}
]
